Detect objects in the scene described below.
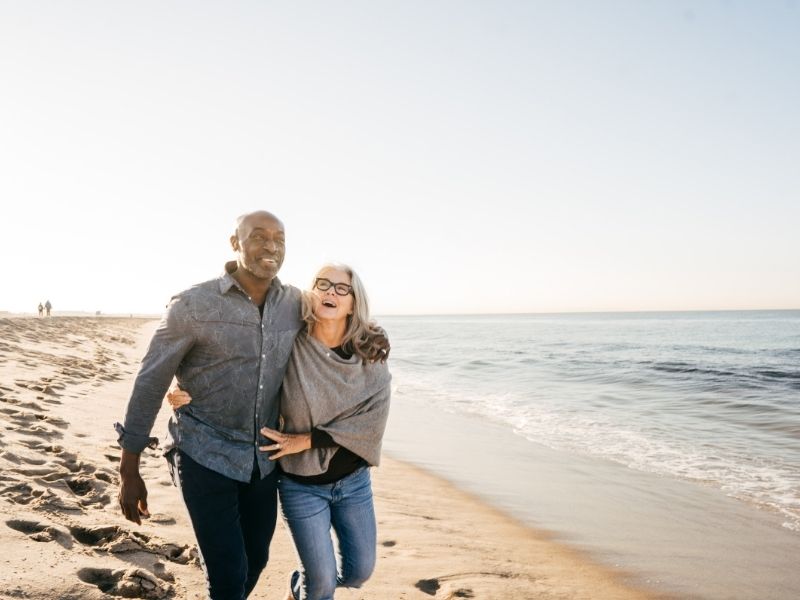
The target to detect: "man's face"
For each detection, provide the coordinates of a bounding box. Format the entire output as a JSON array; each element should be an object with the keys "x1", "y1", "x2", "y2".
[{"x1": 231, "y1": 214, "x2": 286, "y2": 280}]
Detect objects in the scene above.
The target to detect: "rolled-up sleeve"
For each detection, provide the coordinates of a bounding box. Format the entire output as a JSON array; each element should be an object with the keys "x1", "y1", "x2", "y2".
[{"x1": 116, "y1": 296, "x2": 196, "y2": 453}]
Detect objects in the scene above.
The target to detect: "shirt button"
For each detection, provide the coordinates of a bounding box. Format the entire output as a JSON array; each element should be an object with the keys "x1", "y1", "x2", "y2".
[
  {"x1": 259, "y1": 385, "x2": 263, "y2": 389},
  {"x1": 262, "y1": 354, "x2": 266, "y2": 359}
]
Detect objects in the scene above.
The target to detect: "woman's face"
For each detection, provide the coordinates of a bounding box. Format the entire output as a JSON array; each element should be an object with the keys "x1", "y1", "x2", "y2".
[{"x1": 312, "y1": 268, "x2": 354, "y2": 323}]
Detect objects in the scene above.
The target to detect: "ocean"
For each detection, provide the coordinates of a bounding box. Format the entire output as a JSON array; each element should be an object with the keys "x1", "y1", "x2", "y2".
[{"x1": 379, "y1": 310, "x2": 800, "y2": 598}]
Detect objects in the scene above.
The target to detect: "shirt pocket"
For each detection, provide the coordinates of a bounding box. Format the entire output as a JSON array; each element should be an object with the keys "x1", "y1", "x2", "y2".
[{"x1": 188, "y1": 306, "x2": 261, "y2": 366}]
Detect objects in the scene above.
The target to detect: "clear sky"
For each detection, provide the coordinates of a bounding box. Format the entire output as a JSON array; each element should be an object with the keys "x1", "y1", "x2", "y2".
[{"x1": 1, "y1": 1, "x2": 798, "y2": 315}]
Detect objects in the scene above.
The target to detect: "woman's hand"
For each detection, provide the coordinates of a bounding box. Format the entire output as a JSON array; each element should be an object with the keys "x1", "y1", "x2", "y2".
[
  {"x1": 259, "y1": 426, "x2": 311, "y2": 460},
  {"x1": 166, "y1": 387, "x2": 192, "y2": 410}
]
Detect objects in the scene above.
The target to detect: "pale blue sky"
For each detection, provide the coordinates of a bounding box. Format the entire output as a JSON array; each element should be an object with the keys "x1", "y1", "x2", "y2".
[{"x1": 1, "y1": 1, "x2": 798, "y2": 315}]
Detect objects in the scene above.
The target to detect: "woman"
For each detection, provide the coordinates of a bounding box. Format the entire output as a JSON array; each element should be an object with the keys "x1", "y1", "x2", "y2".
[{"x1": 168, "y1": 263, "x2": 391, "y2": 600}]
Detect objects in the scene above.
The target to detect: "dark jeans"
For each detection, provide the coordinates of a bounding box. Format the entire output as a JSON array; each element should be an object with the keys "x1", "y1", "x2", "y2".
[{"x1": 167, "y1": 449, "x2": 278, "y2": 600}]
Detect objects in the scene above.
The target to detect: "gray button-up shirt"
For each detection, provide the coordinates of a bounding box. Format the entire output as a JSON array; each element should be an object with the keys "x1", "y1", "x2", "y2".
[{"x1": 116, "y1": 263, "x2": 303, "y2": 482}]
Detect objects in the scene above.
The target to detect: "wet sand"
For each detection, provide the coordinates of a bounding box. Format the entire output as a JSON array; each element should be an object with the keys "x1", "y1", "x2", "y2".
[{"x1": 384, "y1": 374, "x2": 800, "y2": 600}]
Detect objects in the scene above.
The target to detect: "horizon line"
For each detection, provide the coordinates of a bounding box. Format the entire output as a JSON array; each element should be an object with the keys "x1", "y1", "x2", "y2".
[{"x1": 2, "y1": 307, "x2": 799, "y2": 319}]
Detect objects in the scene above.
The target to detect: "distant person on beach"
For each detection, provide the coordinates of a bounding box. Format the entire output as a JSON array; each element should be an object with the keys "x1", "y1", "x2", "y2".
[
  {"x1": 44, "y1": 300, "x2": 52, "y2": 317},
  {"x1": 115, "y1": 211, "x2": 389, "y2": 600},
  {"x1": 38, "y1": 303, "x2": 44, "y2": 317},
  {"x1": 168, "y1": 263, "x2": 391, "y2": 600}
]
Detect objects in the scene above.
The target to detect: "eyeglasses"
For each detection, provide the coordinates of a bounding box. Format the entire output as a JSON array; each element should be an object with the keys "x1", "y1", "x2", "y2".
[{"x1": 314, "y1": 278, "x2": 353, "y2": 296}]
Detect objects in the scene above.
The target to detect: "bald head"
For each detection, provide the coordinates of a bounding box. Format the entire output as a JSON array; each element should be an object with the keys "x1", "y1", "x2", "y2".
[{"x1": 235, "y1": 211, "x2": 283, "y2": 239}]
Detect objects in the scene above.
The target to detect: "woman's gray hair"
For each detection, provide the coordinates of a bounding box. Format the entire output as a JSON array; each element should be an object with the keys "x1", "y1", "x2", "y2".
[{"x1": 301, "y1": 263, "x2": 382, "y2": 361}]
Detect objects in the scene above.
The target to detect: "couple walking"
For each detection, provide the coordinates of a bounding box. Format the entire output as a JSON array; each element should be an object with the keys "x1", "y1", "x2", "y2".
[{"x1": 116, "y1": 210, "x2": 391, "y2": 600}]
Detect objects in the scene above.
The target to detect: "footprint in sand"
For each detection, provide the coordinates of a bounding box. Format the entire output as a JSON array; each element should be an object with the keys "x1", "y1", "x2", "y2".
[
  {"x1": 0, "y1": 451, "x2": 18, "y2": 463},
  {"x1": 66, "y1": 477, "x2": 111, "y2": 506},
  {"x1": 35, "y1": 466, "x2": 112, "y2": 507},
  {"x1": 6, "y1": 421, "x2": 64, "y2": 439},
  {"x1": 152, "y1": 562, "x2": 176, "y2": 583},
  {"x1": 1, "y1": 451, "x2": 47, "y2": 466},
  {"x1": 148, "y1": 514, "x2": 177, "y2": 525},
  {"x1": 415, "y1": 572, "x2": 511, "y2": 598},
  {"x1": 44, "y1": 473, "x2": 111, "y2": 506},
  {"x1": 11, "y1": 466, "x2": 60, "y2": 477},
  {"x1": 415, "y1": 578, "x2": 475, "y2": 599},
  {"x1": 18, "y1": 439, "x2": 66, "y2": 455},
  {"x1": 61, "y1": 456, "x2": 93, "y2": 474},
  {"x1": 31, "y1": 488, "x2": 86, "y2": 512},
  {"x1": 4, "y1": 409, "x2": 67, "y2": 429},
  {"x1": 10, "y1": 442, "x2": 115, "y2": 505},
  {"x1": 14, "y1": 380, "x2": 62, "y2": 397},
  {"x1": 18, "y1": 400, "x2": 45, "y2": 411},
  {"x1": 416, "y1": 578, "x2": 441, "y2": 595},
  {"x1": 0, "y1": 481, "x2": 46, "y2": 506},
  {"x1": 0, "y1": 466, "x2": 86, "y2": 512},
  {"x1": 447, "y1": 590, "x2": 475, "y2": 599},
  {"x1": 94, "y1": 470, "x2": 118, "y2": 485},
  {"x1": 5, "y1": 518, "x2": 72, "y2": 548},
  {"x1": 34, "y1": 413, "x2": 69, "y2": 428},
  {"x1": 69, "y1": 524, "x2": 196, "y2": 565},
  {"x1": 69, "y1": 524, "x2": 122, "y2": 546},
  {"x1": 77, "y1": 567, "x2": 174, "y2": 599}
]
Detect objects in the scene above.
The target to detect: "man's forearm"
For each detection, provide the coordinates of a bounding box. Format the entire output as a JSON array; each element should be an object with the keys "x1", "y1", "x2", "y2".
[
  {"x1": 120, "y1": 448, "x2": 142, "y2": 476},
  {"x1": 118, "y1": 307, "x2": 194, "y2": 451}
]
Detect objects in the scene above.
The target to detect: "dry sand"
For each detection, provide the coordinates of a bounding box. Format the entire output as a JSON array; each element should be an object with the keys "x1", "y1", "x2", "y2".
[{"x1": 0, "y1": 317, "x2": 655, "y2": 600}]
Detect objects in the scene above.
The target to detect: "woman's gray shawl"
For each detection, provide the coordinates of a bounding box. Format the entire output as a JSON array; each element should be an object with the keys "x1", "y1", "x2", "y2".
[{"x1": 278, "y1": 332, "x2": 392, "y2": 476}]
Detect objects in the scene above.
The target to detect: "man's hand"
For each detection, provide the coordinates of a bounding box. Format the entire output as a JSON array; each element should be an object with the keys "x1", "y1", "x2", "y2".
[
  {"x1": 259, "y1": 427, "x2": 311, "y2": 460},
  {"x1": 364, "y1": 326, "x2": 390, "y2": 364},
  {"x1": 118, "y1": 449, "x2": 150, "y2": 525}
]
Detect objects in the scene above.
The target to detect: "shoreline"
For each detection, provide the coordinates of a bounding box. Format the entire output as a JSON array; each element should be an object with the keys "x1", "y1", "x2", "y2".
[
  {"x1": 384, "y1": 383, "x2": 800, "y2": 599},
  {"x1": 362, "y1": 453, "x2": 656, "y2": 600},
  {"x1": 0, "y1": 316, "x2": 664, "y2": 598}
]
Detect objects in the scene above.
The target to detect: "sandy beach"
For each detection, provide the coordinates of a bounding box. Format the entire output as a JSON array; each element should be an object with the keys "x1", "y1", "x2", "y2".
[{"x1": 0, "y1": 316, "x2": 655, "y2": 599}]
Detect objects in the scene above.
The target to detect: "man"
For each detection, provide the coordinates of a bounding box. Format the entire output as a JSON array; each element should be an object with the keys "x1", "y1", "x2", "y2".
[{"x1": 116, "y1": 211, "x2": 387, "y2": 600}]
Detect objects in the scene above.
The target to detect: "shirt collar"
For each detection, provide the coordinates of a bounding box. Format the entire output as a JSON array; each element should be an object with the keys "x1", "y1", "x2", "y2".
[{"x1": 219, "y1": 261, "x2": 283, "y2": 296}]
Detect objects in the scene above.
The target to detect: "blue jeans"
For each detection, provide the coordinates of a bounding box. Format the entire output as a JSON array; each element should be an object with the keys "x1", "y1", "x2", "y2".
[
  {"x1": 168, "y1": 449, "x2": 278, "y2": 600},
  {"x1": 279, "y1": 466, "x2": 377, "y2": 600}
]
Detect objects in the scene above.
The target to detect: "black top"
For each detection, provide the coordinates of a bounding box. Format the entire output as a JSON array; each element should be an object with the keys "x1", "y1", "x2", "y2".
[{"x1": 280, "y1": 344, "x2": 367, "y2": 485}]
